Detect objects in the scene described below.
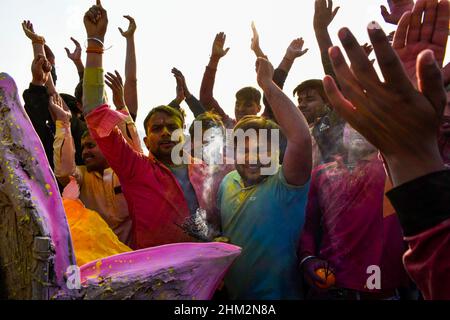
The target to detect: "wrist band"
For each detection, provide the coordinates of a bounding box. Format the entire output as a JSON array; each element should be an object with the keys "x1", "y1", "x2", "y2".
[
  {"x1": 86, "y1": 47, "x2": 104, "y2": 54},
  {"x1": 85, "y1": 38, "x2": 112, "y2": 51},
  {"x1": 299, "y1": 255, "x2": 317, "y2": 268},
  {"x1": 87, "y1": 37, "x2": 105, "y2": 47}
]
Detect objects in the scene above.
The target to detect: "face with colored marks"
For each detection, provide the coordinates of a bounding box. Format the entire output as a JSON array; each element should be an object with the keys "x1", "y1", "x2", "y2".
[{"x1": 81, "y1": 134, "x2": 108, "y2": 173}]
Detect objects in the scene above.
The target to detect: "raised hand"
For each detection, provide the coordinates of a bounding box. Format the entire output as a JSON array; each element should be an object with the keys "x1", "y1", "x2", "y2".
[
  {"x1": 22, "y1": 20, "x2": 44, "y2": 43},
  {"x1": 381, "y1": 0, "x2": 414, "y2": 25},
  {"x1": 393, "y1": 0, "x2": 449, "y2": 86},
  {"x1": 313, "y1": 0, "x2": 340, "y2": 30},
  {"x1": 172, "y1": 70, "x2": 185, "y2": 104},
  {"x1": 172, "y1": 68, "x2": 191, "y2": 98},
  {"x1": 105, "y1": 71, "x2": 126, "y2": 109},
  {"x1": 84, "y1": 0, "x2": 108, "y2": 41},
  {"x1": 251, "y1": 21, "x2": 266, "y2": 58},
  {"x1": 49, "y1": 93, "x2": 72, "y2": 122},
  {"x1": 119, "y1": 15, "x2": 136, "y2": 39},
  {"x1": 285, "y1": 38, "x2": 309, "y2": 61},
  {"x1": 65, "y1": 37, "x2": 82, "y2": 62},
  {"x1": 256, "y1": 57, "x2": 274, "y2": 90},
  {"x1": 31, "y1": 54, "x2": 52, "y2": 86},
  {"x1": 211, "y1": 32, "x2": 230, "y2": 59},
  {"x1": 323, "y1": 22, "x2": 447, "y2": 186}
]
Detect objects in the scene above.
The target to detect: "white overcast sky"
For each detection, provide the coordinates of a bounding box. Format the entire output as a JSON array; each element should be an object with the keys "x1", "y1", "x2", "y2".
[{"x1": 0, "y1": 0, "x2": 449, "y2": 137}]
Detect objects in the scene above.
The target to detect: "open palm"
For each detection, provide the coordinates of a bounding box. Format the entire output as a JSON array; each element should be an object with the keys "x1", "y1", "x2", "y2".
[{"x1": 393, "y1": 0, "x2": 448, "y2": 86}]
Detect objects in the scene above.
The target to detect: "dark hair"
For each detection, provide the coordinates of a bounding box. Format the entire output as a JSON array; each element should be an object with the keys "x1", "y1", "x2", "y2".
[
  {"x1": 235, "y1": 87, "x2": 261, "y2": 105},
  {"x1": 60, "y1": 93, "x2": 80, "y2": 116},
  {"x1": 189, "y1": 112, "x2": 225, "y2": 137},
  {"x1": 143, "y1": 105, "x2": 185, "y2": 134},
  {"x1": 293, "y1": 79, "x2": 328, "y2": 103},
  {"x1": 81, "y1": 130, "x2": 90, "y2": 140},
  {"x1": 74, "y1": 81, "x2": 83, "y2": 104},
  {"x1": 234, "y1": 115, "x2": 279, "y2": 132}
]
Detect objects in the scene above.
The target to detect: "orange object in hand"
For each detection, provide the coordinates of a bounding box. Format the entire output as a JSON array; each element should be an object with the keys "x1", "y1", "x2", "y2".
[{"x1": 315, "y1": 268, "x2": 336, "y2": 289}]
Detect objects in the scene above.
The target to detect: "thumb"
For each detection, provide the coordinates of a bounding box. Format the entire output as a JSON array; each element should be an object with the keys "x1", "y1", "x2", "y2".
[
  {"x1": 331, "y1": 7, "x2": 340, "y2": 19},
  {"x1": 64, "y1": 48, "x2": 70, "y2": 56},
  {"x1": 118, "y1": 27, "x2": 124, "y2": 35},
  {"x1": 224, "y1": 47, "x2": 230, "y2": 55}
]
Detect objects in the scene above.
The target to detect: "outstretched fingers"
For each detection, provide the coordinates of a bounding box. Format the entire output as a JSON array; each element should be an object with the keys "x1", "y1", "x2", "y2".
[
  {"x1": 431, "y1": 0, "x2": 449, "y2": 49},
  {"x1": 392, "y1": 11, "x2": 411, "y2": 49},
  {"x1": 323, "y1": 75, "x2": 359, "y2": 126},
  {"x1": 328, "y1": 45, "x2": 368, "y2": 107},
  {"x1": 338, "y1": 27, "x2": 381, "y2": 90},
  {"x1": 368, "y1": 21, "x2": 414, "y2": 93}
]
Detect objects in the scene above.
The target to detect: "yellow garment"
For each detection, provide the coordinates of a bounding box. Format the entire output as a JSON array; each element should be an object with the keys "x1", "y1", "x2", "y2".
[
  {"x1": 53, "y1": 108, "x2": 142, "y2": 246},
  {"x1": 63, "y1": 198, "x2": 132, "y2": 266}
]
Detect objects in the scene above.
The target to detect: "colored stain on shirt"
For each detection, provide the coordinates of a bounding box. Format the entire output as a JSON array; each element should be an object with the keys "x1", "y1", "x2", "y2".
[{"x1": 217, "y1": 168, "x2": 309, "y2": 299}]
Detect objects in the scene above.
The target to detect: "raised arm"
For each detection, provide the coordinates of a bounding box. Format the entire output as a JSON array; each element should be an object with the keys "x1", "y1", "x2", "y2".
[
  {"x1": 168, "y1": 69, "x2": 185, "y2": 107},
  {"x1": 250, "y1": 22, "x2": 267, "y2": 58},
  {"x1": 199, "y1": 32, "x2": 231, "y2": 122},
  {"x1": 22, "y1": 20, "x2": 46, "y2": 57},
  {"x1": 256, "y1": 57, "x2": 312, "y2": 186},
  {"x1": 65, "y1": 37, "x2": 85, "y2": 81},
  {"x1": 313, "y1": 0, "x2": 340, "y2": 79},
  {"x1": 323, "y1": 13, "x2": 449, "y2": 298},
  {"x1": 171, "y1": 68, "x2": 205, "y2": 118},
  {"x1": 392, "y1": 0, "x2": 448, "y2": 87},
  {"x1": 262, "y1": 38, "x2": 309, "y2": 119},
  {"x1": 105, "y1": 70, "x2": 143, "y2": 153},
  {"x1": 119, "y1": 15, "x2": 138, "y2": 120},
  {"x1": 49, "y1": 93, "x2": 81, "y2": 187},
  {"x1": 278, "y1": 38, "x2": 309, "y2": 75},
  {"x1": 82, "y1": 0, "x2": 107, "y2": 115},
  {"x1": 82, "y1": 0, "x2": 143, "y2": 179}
]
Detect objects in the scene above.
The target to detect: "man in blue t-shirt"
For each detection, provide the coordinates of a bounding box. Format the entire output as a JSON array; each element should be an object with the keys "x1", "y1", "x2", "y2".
[{"x1": 217, "y1": 57, "x2": 312, "y2": 299}]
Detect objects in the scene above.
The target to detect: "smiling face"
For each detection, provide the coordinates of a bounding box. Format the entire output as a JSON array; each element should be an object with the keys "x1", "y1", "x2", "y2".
[
  {"x1": 235, "y1": 138, "x2": 271, "y2": 187},
  {"x1": 81, "y1": 135, "x2": 108, "y2": 173},
  {"x1": 143, "y1": 111, "x2": 184, "y2": 162}
]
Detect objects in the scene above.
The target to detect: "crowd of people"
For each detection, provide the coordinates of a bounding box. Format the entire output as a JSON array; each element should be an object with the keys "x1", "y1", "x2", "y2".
[{"x1": 14, "y1": 0, "x2": 450, "y2": 300}]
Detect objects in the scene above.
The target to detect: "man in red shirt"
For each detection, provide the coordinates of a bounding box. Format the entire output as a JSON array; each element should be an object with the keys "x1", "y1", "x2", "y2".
[
  {"x1": 81, "y1": 1, "x2": 219, "y2": 250},
  {"x1": 298, "y1": 124, "x2": 410, "y2": 299}
]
